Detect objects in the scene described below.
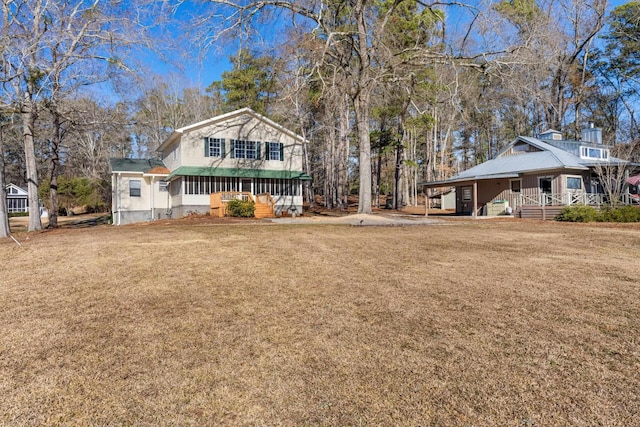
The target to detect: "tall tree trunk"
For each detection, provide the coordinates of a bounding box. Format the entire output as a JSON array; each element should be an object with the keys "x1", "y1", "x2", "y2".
[
  {"x1": 23, "y1": 97, "x2": 42, "y2": 232},
  {"x1": 353, "y1": 0, "x2": 372, "y2": 215},
  {"x1": 337, "y1": 97, "x2": 349, "y2": 209},
  {"x1": 353, "y1": 91, "x2": 372, "y2": 214},
  {"x1": 394, "y1": 142, "x2": 401, "y2": 209},
  {"x1": 48, "y1": 109, "x2": 61, "y2": 228},
  {"x1": 300, "y1": 128, "x2": 314, "y2": 208},
  {"x1": 324, "y1": 119, "x2": 336, "y2": 209},
  {"x1": 0, "y1": 122, "x2": 9, "y2": 238},
  {"x1": 375, "y1": 147, "x2": 382, "y2": 208}
]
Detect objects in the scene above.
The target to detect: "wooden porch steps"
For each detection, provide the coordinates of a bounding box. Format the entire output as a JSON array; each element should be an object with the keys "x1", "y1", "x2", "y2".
[
  {"x1": 517, "y1": 206, "x2": 565, "y2": 220},
  {"x1": 254, "y1": 203, "x2": 275, "y2": 219}
]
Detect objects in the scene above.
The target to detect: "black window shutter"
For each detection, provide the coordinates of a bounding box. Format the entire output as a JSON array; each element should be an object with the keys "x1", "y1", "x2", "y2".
[
  {"x1": 279, "y1": 143, "x2": 284, "y2": 161},
  {"x1": 204, "y1": 137, "x2": 209, "y2": 157},
  {"x1": 230, "y1": 140, "x2": 235, "y2": 158},
  {"x1": 256, "y1": 142, "x2": 261, "y2": 160},
  {"x1": 266, "y1": 142, "x2": 271, "y2": 159},
  {"x1": 221, "y1": 139, "x2": 226, "y2": 158}
]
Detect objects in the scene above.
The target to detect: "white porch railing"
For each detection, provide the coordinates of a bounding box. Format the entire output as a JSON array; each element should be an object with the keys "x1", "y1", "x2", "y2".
[
  {"x1": 505, "y1": 191, "x2": 607, "y2": 208},
  {"x1": 220, "y1": 191, "x2": 252, "y2": 202}
]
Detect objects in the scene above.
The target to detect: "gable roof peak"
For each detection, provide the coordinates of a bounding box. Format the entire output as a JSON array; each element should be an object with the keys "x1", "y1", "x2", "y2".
[{"x1": 157, "y1": 107, "x2": 305, "y2": 153}]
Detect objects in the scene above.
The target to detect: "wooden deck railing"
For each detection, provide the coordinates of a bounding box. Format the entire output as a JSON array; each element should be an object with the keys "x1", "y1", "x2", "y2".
[{"x1": 209, "y1": 191, "x2": 275, "y2": 218}]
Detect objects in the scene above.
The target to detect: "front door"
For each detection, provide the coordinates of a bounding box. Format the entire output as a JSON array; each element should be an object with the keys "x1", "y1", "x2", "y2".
[
  {"x1": 459, "y1": 186, "x2": 473, "y2": 214},
  {"x1": 241, "y1": 179, "x2": 252, "y2": 194},
  {"x1": 539, "y1": 177, "x2": 552, "y2": 204}
]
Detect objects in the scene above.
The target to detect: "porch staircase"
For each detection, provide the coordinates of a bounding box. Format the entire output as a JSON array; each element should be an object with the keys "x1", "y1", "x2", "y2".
[
  {"x1": 253, "y1": 193, "x2": 275, "y2": 218},
  {"x1": 254, "y1": 203, "x2": 274, "y2": 219}
]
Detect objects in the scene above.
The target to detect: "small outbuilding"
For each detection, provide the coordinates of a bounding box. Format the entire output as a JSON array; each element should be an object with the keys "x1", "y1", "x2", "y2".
[{"x1": 420, "y1": 126, "x2": 638, "y2": 218}]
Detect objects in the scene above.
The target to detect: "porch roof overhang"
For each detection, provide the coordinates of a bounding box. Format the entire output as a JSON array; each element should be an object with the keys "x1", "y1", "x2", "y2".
[
  {"x1": 419, "y1": 173, "x2": 520, "y2": 189},
  {"x1": 167, "y1": 166, "x2": 312, "y2": 181}
]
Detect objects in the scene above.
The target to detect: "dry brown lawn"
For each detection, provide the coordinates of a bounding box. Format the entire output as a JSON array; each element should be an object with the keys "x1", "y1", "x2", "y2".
[{"x1": 1, "y1": 219, "x2": 639, "y2": 426}]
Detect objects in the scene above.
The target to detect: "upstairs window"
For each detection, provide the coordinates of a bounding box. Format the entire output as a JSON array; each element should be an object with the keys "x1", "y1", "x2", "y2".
[
  {"x1": 129, "y1": 179, "x2": 141, "y2": 197},
  {"x1": 231, "y1": 140, "x2": 260, "y2": 160},
  {"x1": 204, "y1": 137, "x2": 225, "y2": 158},
  {"x1": 159, "y1": 180, "x2": 168, "y2": 192},
  {"x1": 580, "y1": 146, "x2": 609, "y2": 160},
  {"x1": 267, "y1": 142, "x2": 284, "y2": 161}
]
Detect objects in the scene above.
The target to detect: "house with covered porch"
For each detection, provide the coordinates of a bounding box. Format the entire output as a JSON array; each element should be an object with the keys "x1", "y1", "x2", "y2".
[
  {"x1": 110, "y1": 108, "x2": 311, "y2": 225},
  {"x1": 421, "y1": 127, "x2": 637, "y2": 219},
  {"x1": 5, "y1": 183, "x2": 29, "y2": 214}
]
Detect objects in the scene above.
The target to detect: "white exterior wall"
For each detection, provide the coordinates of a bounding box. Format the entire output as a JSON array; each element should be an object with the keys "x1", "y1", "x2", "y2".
[
  {"x1": 113, "y1": 173, "x2": 150, "y2": 211},
  {"x1": 146, "y1": 176, "x2": 172, "y2": 209},
  {"x1": 154, "y1": 110, "x2": 308, "y2": 221},
  {"x1": 161, "y1": 141, "x2": 181, "y2": 172},
  {"x1": 174, "y1": 115, "x2": 304, "y2": 172},
  {"x1": 113, "y1": 173, "x2": 170, "y2": 224}
]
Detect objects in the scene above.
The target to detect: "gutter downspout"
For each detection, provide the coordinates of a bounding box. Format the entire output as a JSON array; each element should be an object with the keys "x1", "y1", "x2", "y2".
[
  {"x1": 116, "y1": 173, "x2": 121, "y2": 226},
  {"x1": 151, "y1": 176, "x2": 155, "y2": 221}
]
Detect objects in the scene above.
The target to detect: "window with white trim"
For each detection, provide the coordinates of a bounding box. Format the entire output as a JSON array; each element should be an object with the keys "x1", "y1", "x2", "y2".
[
  {"x1": 129, "y1": 179, "x2": 141, "y2": 197},
  {"x1": 205, "y1": 137, "x2": 225, "y2": 158},
  {"x1": 268, "y1": 142, "x2": 284, "y2": 161},
  {"x1": 566, "y1": 176, "x2": 582, "y2": 190},
  {"x1": 232, "y1": 140, "x2": 259, "y2": 159},
  {"x1": 159, "y1": 180, "x2": 168, "y2": 192},
  {"x1": 580, "y1": 146, "x2": 609, "y2": 160}
]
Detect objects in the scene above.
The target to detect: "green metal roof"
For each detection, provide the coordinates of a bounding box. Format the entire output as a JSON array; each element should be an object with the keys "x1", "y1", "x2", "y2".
[
  {"x1": 167, "y1": 166, "x2": 312, "y2": 181},
  {"x1": 110, "y1": 158, "x2": 166, "y2": 173}
]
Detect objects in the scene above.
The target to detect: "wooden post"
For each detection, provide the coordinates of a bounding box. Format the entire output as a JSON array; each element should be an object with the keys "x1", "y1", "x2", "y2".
[
  {"x1": 425, "y1": 194, "x2": 429, "y2": 217},
  {"x1": 473, "y1": 181, "x2": 478, "y2": 218}
]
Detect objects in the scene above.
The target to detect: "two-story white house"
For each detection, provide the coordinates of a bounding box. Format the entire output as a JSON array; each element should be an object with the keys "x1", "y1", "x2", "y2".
[{"x1": 110, "y1": 108, "x2": 311, "y2": 225}]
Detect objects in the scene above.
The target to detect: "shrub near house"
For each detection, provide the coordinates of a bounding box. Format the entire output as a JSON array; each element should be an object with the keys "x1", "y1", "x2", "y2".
[
  {"x1": 555, "y1": 205, "x2": 640, "y2": 222},
  {"x1": 226, "y1": 199, "x2": 255, "y2": 217}
]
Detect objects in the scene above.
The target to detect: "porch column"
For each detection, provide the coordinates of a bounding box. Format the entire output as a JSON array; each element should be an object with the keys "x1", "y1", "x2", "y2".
[{"x1": 473, "y1": 180, "x2": 478, "y2": 218}]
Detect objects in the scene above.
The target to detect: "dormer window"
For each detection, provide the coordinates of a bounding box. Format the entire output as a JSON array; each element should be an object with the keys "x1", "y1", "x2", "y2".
[
  {"x1": 580, "y1": 146, "x2": 609, "y2": 160},
  {"x1": 513, "y1": 143, "x2": 529, "y2": 152}
]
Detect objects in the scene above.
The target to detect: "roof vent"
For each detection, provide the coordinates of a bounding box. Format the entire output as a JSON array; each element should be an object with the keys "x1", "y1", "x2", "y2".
[
  {"x1": 581, "y1": 122, "x2": 602, "y2": 145},
  {"x1": 539, "y1": 129, "x2": 563, "y2": 140}
]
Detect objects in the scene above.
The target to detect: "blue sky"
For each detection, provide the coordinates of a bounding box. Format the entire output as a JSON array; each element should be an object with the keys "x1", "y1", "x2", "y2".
[{"x1": 139, "y1": 0, "x2": 630, "y2": 95}]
